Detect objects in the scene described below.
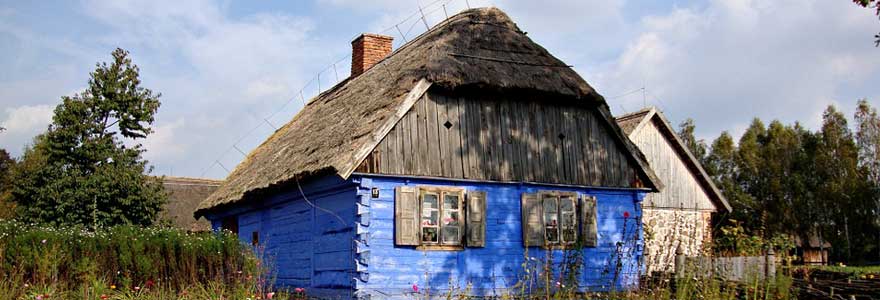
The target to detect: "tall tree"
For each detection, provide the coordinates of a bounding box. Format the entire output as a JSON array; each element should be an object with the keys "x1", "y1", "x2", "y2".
[
  {"x1": 678, "y1": 118, "x2": 709, "y2": 165},
  {"x1": 0, "y1": 148, "x2": 16, "y2": 219},
  {"x1": 10, "y1": 48, "x2": 166, "y2": 227},
  {"x1": 854, "y1": 99, "x2": 880, "y2": 258}
]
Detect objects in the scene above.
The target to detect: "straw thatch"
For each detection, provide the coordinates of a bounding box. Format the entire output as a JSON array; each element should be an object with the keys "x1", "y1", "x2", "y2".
[
  {"x1": 615, "y1": 107, "x2": 731, "y2": 212},
  {"x1": 196, "y1": 7, "x2": 660, "y2": 216},
  {"x1": 162, "y1": 177, "x2": 221, "y2": 231}
]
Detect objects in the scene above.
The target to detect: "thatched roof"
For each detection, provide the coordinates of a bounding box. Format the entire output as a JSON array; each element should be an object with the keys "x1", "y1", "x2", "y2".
[
  {"x1": 615, "y1": 107, "x2": 732, "y2": 212},
  {"x1": 162, "y1": 177, "x2": 221, "y2": 231},
  {"x1": 195, "y1": 7, "x2": 661, "y2": 216}
]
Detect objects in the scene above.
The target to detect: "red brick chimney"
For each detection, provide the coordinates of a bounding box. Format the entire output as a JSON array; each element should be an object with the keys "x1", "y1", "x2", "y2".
[{"x1": 351, "y1": 33, "x2": 393, "y2": 77}]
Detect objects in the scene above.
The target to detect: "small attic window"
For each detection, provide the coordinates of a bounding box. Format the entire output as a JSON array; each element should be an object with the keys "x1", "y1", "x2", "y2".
[{"x1": 443, "y1": 120, "x2": 453, "y2": 129}]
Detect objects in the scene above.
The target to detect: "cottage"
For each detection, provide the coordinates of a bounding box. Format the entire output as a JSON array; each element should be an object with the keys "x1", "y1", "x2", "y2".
[
  {"x1": 160, "y1": 176, "x2": 221, "y2": 232},
  {"x1": 795, "y1": 232, "x2": 831, "y2": 265},
  {"x1": 195, "y1": 8, "x2": 663, "y2": 298},
  {"x1": 615, "y1": 107, "x2": 732, "y2": 273}
]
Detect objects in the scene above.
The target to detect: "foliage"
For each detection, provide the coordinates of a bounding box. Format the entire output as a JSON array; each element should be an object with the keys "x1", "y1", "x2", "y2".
[
  {"x1": 677, "y1": 118, "x2": 709, "y2": 165},
  {"x1": 852, "y1": 0, "x2": 880, "y2": 46},
  {"x1": 0, "y1": 149, "x2": 16, "y2": 219},
  {"x1": 0, "y1": 220, "x2": 298, "y2": 299},
  {"x1": 9, "y1": 48, "x2": 166, "y2": 227},
  {"x1": 695, "y1": 100, "x2": 880, "y2": 263}
]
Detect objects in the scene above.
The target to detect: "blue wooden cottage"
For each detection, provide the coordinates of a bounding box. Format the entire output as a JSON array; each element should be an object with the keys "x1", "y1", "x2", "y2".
[{"x1": 194, "y1": 7, "x2": 663, "y2": 299}]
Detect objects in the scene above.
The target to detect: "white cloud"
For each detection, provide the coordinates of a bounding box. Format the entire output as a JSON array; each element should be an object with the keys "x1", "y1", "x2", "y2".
[
  {"x1": 593, "y1": 0, "x2": 880, "y2": 141},
  {"x1": 142, "y1": 118, "x2": 187, "y2": 162},
  {"x1": 0, "y1": 104, "x2": 54, "y2": 152}
]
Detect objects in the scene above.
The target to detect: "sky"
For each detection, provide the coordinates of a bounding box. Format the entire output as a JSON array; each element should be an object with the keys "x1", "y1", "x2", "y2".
[{"x1": 0, "y1": 0, "x2": 878, "y2": 179}]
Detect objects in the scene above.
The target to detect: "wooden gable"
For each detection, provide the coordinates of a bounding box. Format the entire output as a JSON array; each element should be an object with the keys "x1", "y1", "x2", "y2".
[{"x1": 355, "y1": 88, "x2": 650, "y2": 189}]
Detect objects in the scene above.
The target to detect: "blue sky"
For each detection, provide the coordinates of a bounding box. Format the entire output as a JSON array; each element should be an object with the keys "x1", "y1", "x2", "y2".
[{"x1": 1, "y1": 0, "x2": 878, "y2": 179}]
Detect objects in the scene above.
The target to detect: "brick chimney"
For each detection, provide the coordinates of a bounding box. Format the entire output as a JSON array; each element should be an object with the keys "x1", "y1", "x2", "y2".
[{"x1": 351, "y1": 33, "x2": 393, "y2": 77}]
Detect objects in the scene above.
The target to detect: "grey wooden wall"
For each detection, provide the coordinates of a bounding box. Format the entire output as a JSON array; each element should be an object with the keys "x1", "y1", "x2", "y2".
[
  {"x1": 356, "y1": 89, "x2": 642, "y2": 188},
  {"x1": 629, "y1": 119, "x2": 715, "y2": 211}
]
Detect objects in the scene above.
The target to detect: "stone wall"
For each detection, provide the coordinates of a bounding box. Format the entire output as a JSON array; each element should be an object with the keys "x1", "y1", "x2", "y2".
[{"x1": 642, "y1": 208, "x2": 713, "y2": 273}]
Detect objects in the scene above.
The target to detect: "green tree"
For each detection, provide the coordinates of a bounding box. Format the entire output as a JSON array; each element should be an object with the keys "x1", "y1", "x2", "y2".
[
  {"x1": 10, "y1": 48, "x2": 166, "y2": 227},
  {"x1": 854, "y1": 99, "x2": 880, "y2": 259},
  {"x1": 0, "y1": 148, "x2": 16, "y2": 219},
  {"x1": 678, "y1": 118, "x2": 708, "y2": 165}
]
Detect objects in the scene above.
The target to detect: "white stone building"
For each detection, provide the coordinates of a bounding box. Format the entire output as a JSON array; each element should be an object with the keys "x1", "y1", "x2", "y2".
[{"x1": 616, "y1": 107, "x2": 732, "y2": 273}]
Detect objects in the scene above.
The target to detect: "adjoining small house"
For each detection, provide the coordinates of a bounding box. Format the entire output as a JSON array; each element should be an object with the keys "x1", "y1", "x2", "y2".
[
  {"x1": 161, "y1": 176, "x2": 221, "y2": 232},
  {"x1": 795, "y1": 232, "x2": 831, "y2": 265},
  {"x1": 615, "y1": 107, "x2": 732, "y2": 273},
  {"x1": 195, "y1": 8, "x2": 664, "y2": 298}
]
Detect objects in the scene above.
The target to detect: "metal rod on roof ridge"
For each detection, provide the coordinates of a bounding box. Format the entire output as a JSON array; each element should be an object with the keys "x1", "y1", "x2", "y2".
[
  {"x1": 419, "y1": 6, "x2": 430, "y2": 30},
  {"x1": 396, "y1": 24, "x2": 408, "y2": 43},
  {"x1": 317, "y1": 72, "x2": 321, "y2": 93},
  {"x1": 233, "y1": 145, "x2": 247, "y2": 157},
  {"x1": 263, "y1": 118, "x2": 278, "y2": 130},
  {"x1": 333, "y1": 63, "x2": 339, "y2": 82},
  {"x1": 300, "y1": 90, "x2": 306, "y2": 106},
  {"x1": 442, "y1": 4, "x2": 449, "y2": 19},
  {"x1": 465, "y1": 0, "x2": 470, "y2": 9},
  {"x1": 216, "y1": 160, "x2": 231, "y2": 174}
]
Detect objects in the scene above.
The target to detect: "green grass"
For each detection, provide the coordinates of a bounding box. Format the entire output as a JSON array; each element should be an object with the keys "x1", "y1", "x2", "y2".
[{"x1": 805, "y1": 264, "x2": 880, "y2": 279}]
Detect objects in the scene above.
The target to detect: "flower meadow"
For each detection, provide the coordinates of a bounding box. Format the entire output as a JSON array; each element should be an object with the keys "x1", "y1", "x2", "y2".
[{"x1": 0, "y1": 221, "x2": 303, "y2": 300}]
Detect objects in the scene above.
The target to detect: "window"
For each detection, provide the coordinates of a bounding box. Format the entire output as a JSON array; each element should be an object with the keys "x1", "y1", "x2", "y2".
[
  {"x1": 420, "y1": 188, "x2": 463, "y2": 246},
  {"x1": 252, "y1": 231, "x2": 260, "y2": 246},
  {"x1": 221, "y1": 216, "x2": 238, "y2": 235},
  {"x1": 395, "y1": 186, "x2": 486, "y2": 249},
  {"x1": 522, "y1": 191, "x2": 597, "y2": 248}
]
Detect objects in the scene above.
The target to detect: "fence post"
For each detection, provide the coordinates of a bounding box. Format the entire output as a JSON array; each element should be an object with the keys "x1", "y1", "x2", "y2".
[
  {"x1": 765, "y1": 248, "x2": 776, "y2": 279},
  {"x1": 674, "y1": 245, "x2": 685, "y2": 278}
]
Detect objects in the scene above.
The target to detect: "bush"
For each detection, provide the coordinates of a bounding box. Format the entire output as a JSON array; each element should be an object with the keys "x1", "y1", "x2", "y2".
[{"x1": 0, "y1": 220, "x2": 289, "y2": 299}]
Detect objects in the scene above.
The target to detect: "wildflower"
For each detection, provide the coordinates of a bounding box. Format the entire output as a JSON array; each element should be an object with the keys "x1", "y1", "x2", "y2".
[
  {"x1": 134, "y1": 286, "x2": 140, "y2": 291},
  {"x1": 412, "y1": 284, "x2": 419, "y2": 293},
  {"x1": 294, "y1": 288, "x2": 304, "y2": 293},
  {"x1": 41, "y1": 239, "x2": 47, "y2": 244},
  {"x1": 145, "y1": 280, "x2": 155, "y2": 289},
  {"x1": 24, "y1": 283, "x2": 29, "y2": 288},
  {"x1": 35, "y1": 296, "x2": 42, "y2": 300},
  {"x1": 110, "y1": 284, "x2": 116, "y2": 290},
  {"x1": 266, "y1": 292, "x2": 275, "y2": 299},
  {"x1": 100, "y1": 295, "x2": 109, "y2": 300},
  {"x1": 623, "y1": 211, "x2": 630, "y2": 218},
  {"x1": 555, "y1": 281, "x2": 561, "y2": 287}
]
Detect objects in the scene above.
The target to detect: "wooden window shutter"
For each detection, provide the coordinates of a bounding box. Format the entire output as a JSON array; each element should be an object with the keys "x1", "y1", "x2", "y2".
[
  {"x1": 466, "y1": 191, "x2": 487, "y2": 247},
  {"x1": 521, "y1": 192, "x2": 544, "y2": 247},
  {"x1": 395, "y1": 186, "x2": 420, "y2": 246},
  {"x1": 580, "y1": 195, "x2": 598, "y2": 247}
]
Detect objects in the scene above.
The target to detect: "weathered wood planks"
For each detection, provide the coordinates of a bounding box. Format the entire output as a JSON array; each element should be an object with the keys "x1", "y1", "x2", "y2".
[{"x1": 358, "y1": 89, "x2": 641, "y2": 188}]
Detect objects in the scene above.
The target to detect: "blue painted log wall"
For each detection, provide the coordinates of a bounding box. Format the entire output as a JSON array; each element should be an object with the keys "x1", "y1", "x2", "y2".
[
  {"x1": 207, "y1": 174, "x2": 646, "y2": 299},
  {"x1": 206, "y1": 176, "x2": 360, "y2": 299},
  {"x1": 352, "y1": 175, "x2": 646, "y2": 299}
]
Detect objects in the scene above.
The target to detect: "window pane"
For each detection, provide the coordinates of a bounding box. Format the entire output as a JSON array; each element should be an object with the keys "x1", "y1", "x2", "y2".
[
  {"x1": 441, "y1": 226, "x2": 460, "y2": 244},
  {"x1": 423, "y1": 194, "x2": 438, "y2": 209},
  {"x1": 443, "y1": 210, "x2": 460, "y2": 226},
  {"x1": 422, "y1": 210, "x2": 438, "y2": 226},
  {"x1": 560, "y1": 197, "x2": 577, "y2": 243},
  {"x1": 423, "y1": 227, "x2": 438, "y2": 243},
  {"x1": 443, "y1": 194, "x2": 459, "y2": 209},
  {"x1": 543, "y1": 197, "x2": 559, "y2": 243}
]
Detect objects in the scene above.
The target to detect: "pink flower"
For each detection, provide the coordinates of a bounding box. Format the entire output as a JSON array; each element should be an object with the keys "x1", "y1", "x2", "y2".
[
  {"x1": 623, "y1": 211, "x2": 630, "y2": 218},
  {"x1": 266, "y1": 292, "x2": 275, "y2": 299},
  {"x1": 134, "y1": 286, "x2": 140, "y2": 291},
  {"x1": 41, "y1": 239, "x2": 46, "y2": 244},
  {"x1": 412, "y1": 284, "x2": 419, "y2": 293},
  {"x1": 35, "y1": 296, "x2": 42, "y2": 300},
  {"x1": 294, "y1": 287, "x2": 304, "y2": 293}
]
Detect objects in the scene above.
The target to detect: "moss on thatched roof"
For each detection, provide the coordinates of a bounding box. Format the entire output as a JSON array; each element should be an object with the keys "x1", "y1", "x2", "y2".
[{"x1": 196, "y1": 7, "x2": 661, "y2": 216}]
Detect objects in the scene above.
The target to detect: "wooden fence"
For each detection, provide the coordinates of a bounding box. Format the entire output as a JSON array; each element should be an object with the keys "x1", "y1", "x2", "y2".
[{"x1": 675, "y1": 249, "x2": 777, "y2": 282}]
